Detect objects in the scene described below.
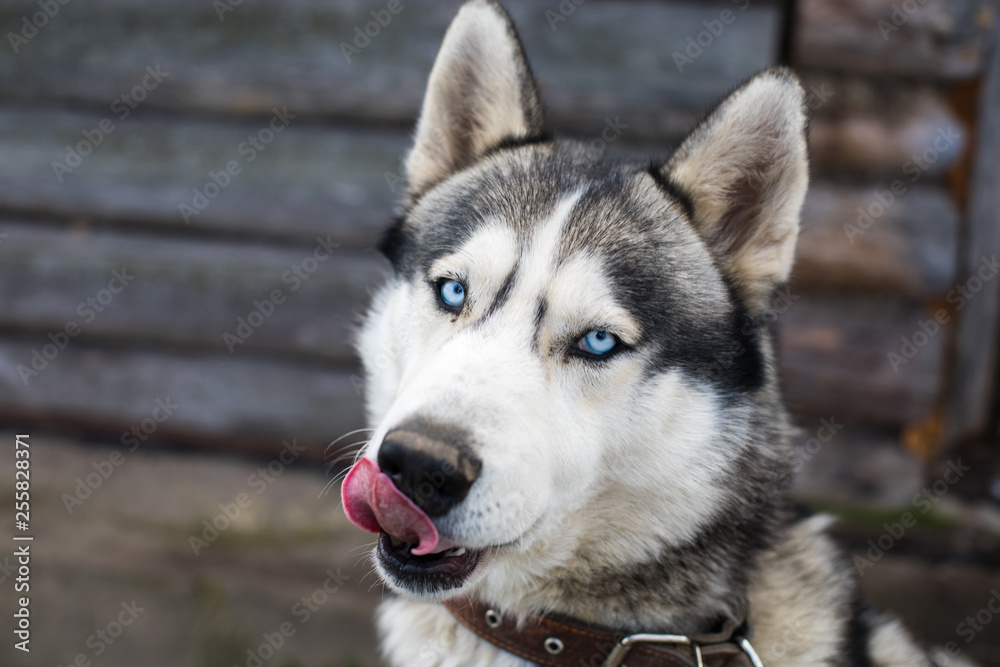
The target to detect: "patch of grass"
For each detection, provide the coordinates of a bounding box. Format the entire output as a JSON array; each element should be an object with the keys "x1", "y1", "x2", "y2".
[
  {"x1": 276, "y1": 657, "x2": 362, "y2": 667},
  {"x1": 801, "y1": 499, "x2": 962, "y2": 531},
  {"x1": 185, "y1": 583, "x2": 368, "y2": 667},
  {"x1": 189, "y1": 580, "x2": 251, "y2": 667}
]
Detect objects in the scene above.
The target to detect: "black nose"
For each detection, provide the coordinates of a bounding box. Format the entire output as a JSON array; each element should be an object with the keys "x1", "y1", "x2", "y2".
[{"x1": 376, "y1": 424, "x2": 481, "y2": 517}]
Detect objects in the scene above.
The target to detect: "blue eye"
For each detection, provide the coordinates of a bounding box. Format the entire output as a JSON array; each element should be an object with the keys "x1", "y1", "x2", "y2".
[
  {"x1": 577, "y1": 330, "x2": 617, "y2": 356},
  {"x1": 439, "y1": 279, "x2": 466, "y2": 309}
]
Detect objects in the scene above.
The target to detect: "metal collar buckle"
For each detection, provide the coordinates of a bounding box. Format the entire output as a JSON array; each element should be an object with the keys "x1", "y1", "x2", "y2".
[
  {"x1": 738, "y1": 637, "x2": 765, "y2": 667},
  {"x1": 600, "y1": 632, "x2": 765, "y2": 667},
  {"x1": 601, "y1": 632, "x2": 700, "y2": 667}
]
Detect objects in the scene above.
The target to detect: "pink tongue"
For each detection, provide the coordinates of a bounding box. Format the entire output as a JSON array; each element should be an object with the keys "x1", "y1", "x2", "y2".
[{"x1": 341, "y1": 458, "x2": 451, "y2": 556}]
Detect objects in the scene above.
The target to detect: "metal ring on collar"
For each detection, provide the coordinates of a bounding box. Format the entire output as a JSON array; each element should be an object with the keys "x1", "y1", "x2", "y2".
[
  {"x1": 543, "y1": 637, "x2": 565, "y2": 655},
  {"x1": 739, "y1": 637, "x2": 765, "y2": 667},
  {"x1": 600, "y1": 631, "x2": 695, "y2": 667}
]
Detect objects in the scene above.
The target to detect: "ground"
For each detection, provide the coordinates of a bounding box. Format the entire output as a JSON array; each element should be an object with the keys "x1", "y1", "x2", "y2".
[
  {"x1": 0, "y1": 431, "x2": 381, "y2": 667},
  {"x1": 1, "y1": 431, "x2": 999, "y2": 666}
]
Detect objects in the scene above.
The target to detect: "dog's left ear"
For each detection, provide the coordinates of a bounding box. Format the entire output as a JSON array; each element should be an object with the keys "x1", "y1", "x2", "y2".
[
  {"x1": 663, "y1": 68, "x2": 809, "y2": 313},
  {"x1": 404, "y1": 0, "x2": 545, "y2": 206}
]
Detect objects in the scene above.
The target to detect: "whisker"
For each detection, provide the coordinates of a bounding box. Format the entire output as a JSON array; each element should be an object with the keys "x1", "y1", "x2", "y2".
[
  {"x1": 361, "y1": 569, "x2": 382, "y2": 590},
  {"x1": 318, "y1": 473, "x2": 346, "y2": 498},
  {"x1": 350, "y1": 542, "x2": 376, "y2": 556},
  {"x1": 319, "y1": 466, "x2": 355, "y2": 496},
  {"x1": 351, "y1": 446, "x2": 368, "y2": 466},
  {"x1": 322, "y1": 451, "x2": 369, "y2": 483},
  {"x1": 325, "y1": 439, "x2": 372, "y2": 462},
  {"x1": 325, "y1": 448, "x2": 371, "y2": 470},
  {"x1": 324, "y1": 428, "x2": 375, "y2": 455}
]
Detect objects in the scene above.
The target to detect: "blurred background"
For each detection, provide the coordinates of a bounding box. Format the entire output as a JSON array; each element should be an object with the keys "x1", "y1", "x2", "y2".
[{"x1": 1, "y1": 0, "x2": 999, "y2": 665}]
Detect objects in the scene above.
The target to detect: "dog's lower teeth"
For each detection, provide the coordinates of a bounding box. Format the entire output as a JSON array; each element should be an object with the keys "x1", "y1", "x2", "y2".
[{"x1": 444, "y1": 547, "x2": 466, "y2": 557}]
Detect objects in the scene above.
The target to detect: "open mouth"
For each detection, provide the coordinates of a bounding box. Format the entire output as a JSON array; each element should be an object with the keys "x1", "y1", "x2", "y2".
[{"x1": 376, "y1": 531, "x2": 484, "y2": 589}]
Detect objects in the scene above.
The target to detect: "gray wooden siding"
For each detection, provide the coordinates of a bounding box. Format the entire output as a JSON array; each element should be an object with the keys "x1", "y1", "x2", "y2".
[{"x1": 0, "y1": 0, "x2": 995, "y2": 458}]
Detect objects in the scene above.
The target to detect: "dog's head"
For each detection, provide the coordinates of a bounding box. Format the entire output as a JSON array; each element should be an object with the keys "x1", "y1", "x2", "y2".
[{"x1": 343, "y1": 0, "x2": 808, "y2": 602}]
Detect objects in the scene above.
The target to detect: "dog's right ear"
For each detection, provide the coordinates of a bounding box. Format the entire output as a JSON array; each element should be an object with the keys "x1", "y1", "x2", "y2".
[
  {"x1": 662, "y1": 69, "x2": 809, "y2": 314},
  {"x1": 404, "y1": 0, "x2": 544, "y2": 206}
]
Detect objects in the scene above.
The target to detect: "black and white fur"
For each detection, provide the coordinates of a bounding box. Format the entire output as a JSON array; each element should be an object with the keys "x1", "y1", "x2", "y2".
[{"x1": 351, "y1": 1, "x2": 969, "y2": 665}]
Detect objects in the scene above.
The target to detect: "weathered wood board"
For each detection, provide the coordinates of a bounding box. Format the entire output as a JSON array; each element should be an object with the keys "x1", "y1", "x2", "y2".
[
  {"x1": 0, "y1": 287, "x2": 943, "y2": 446},
  {"x1": 0, "y1": 108, "x2": 960, "y2": 302},
  {"x1": 0, "y1": 82, "x2": 965, "y2": 246},
  {"x1": 802, "y1": 71, "x2": 966, "y2": 180},
  {"x1": 0, "y1": 180, "x2": 959, "y2": 350},
  {"x1": 795, "y1": 184, "x2": 958, "y2": 298},
  {"x1": 794, "y1": 0, "x2": 995, "y2": 79},
  {"x1": 0, "y1": 108, "x2": 406, "y2": 248},
  {"x1": 948, "y1": 20, "x2": 1000, "y2": 441},
  {"x1": 0, "y1": 0, "x2": 975, "y2": 452},
  {"x1": 0, "y1": 338, "x2": 367, "y2": 460},
  {"x1": 0, "y1": 220, "x2": 387, "y2": 362},
  {"x1": 0, "y1": 0, "x2": 782, "y2": 144},
  {"x1": 779, "y1": 296, "x2": 944, "y2": 427}
]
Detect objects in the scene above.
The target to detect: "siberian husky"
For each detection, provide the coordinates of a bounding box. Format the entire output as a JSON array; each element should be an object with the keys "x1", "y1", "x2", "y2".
[{"x1": 340, "y1": 1, "x2": 969, "y2": 665}]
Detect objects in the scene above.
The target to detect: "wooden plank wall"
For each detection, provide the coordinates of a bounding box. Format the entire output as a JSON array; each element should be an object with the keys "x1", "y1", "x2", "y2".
[
  {"x1": 948, "y1": 17, "x2": 1000, "y2": 443},
  {"x1": 791, "y1": 0, "x2": 997, "y2": 456},
  {"x1": 0, "y1": 0, "x2": 993, "y2": 460}
]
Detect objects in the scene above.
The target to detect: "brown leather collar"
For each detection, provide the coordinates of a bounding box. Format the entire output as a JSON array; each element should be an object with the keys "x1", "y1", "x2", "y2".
[{"x1": 443, "y1": 597, "x2": 760, "y2": 667}]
